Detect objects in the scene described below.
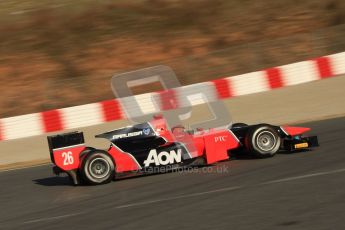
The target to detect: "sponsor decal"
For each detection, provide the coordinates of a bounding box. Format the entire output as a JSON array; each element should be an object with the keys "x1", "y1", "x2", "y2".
[
  {"x1": 112, "y1": 131, "x2": 143, "y2": 140},
  {"x1": 215, "y1": 135, "x2": 227, "y2": 142},
  {"x1": 144, "y1": 149, "x2": 182, "y2": 167},
  {"x1": 294, "y1": 142, "x2": 309, "y2": 149},
  {"x1": 143, "y1": 128, "x2": 151, "y2": 135}
]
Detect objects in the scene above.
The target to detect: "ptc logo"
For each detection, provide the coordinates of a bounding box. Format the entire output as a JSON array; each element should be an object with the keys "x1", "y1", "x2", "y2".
[
  {"x1": 144, "y1": 149, "x2": 182, "y2": 167},
  {"x1": 215, "y1": 135, "x2": 227, "y2": 142}
]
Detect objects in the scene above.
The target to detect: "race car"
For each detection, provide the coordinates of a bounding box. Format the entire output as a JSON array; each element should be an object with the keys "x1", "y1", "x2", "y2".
[{"x1": 47, "y1": 115, "x2": 319, "y2": 185}]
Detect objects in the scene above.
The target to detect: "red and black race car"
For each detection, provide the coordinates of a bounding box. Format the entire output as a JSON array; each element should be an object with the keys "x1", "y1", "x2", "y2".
[{"x1": 47, "y1": 116, "x2": 319, "y2": 185}]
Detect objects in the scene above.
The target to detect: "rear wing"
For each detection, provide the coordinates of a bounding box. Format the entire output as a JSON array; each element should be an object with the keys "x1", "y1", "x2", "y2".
[{"x1": 47, "y1": 132, "x2": 85, "y2": 164}]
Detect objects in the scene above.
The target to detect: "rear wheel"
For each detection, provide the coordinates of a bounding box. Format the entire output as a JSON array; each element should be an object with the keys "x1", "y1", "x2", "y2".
[
  {"x1": 245, "y1": 125, "x2": 281, "y2": 158},
  {"x1": 80, "y1": 147, "x2": 95, "y2": 158},
  {"x1": 80, "y1": 150, "x2": 115, "y2": 185}
]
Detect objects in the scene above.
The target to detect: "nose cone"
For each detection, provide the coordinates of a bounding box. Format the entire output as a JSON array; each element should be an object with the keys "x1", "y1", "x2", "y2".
[{"x1": 281, "y1": 126, "x2": 311, "y2": 136}]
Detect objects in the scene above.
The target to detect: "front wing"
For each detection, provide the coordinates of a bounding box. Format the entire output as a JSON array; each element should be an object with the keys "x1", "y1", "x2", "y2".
[{"x1": 283, "y1": 136, "x2": 319, "y2": 151}]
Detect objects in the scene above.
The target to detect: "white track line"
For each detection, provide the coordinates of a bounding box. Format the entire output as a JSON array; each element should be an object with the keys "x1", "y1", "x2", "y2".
[
  {"x1": 115, "y1": 186, "x2": 243, "y2": 209},
  {"x1": 261, "y1": 168, "x2": 345, "y2": 185},
  {"x1": 23, "y1": 212, "x2": 84, "y2": 224}
]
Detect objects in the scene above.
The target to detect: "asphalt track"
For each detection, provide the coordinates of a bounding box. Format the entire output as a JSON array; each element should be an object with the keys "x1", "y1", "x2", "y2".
[{"x1": 0, "y1": 117, "x2": 345, "y2": 230}]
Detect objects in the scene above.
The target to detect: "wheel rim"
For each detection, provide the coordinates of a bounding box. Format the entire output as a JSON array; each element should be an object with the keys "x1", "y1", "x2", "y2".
[
  {"x1": 256, "y1": 131, "x2": 276, "y2": 152},
  {"x1": 89, "y1": 158, "x2": 110, "y2": 179}
]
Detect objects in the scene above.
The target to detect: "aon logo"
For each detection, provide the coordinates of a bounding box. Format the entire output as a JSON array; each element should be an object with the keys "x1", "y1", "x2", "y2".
[{"x1": 144, "y1": 149, "x2": 182, "y2": 167}]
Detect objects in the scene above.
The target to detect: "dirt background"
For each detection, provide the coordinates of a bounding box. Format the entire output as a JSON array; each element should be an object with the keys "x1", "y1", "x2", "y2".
[{"x1": 1, "y1": 0, "x2": 345, "y2": 117}]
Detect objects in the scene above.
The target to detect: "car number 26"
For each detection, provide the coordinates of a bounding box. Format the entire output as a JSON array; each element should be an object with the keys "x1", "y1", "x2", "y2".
[{"x1": 62, "y1": 151, "x2": 74, "y2": 165}]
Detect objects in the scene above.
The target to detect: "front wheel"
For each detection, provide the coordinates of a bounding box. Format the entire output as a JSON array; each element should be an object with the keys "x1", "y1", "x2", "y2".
[
  {"x1": 80, "y1": 150, "x2": 115, "y2": 185},
  {"x1": 231, "y1": 123, "x2": 248, "y2": 129},
  {"x1": 245, "y1": 125, "x2": 281, "y2": 158}
]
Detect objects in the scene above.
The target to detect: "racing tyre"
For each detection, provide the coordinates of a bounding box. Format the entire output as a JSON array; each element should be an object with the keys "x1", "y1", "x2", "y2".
[
  {"x1": 80, "y1": 150, "x2": 115, "y2": 185},
  {"x1": 80, "y1": 147, "x2": 95, "y2": 158},
  {"x1": 245, "y1": 125, "x2": 281, "y2": 158},
  {"x1": 231, "y1": 123, "x2": 248, "y2": 129}
]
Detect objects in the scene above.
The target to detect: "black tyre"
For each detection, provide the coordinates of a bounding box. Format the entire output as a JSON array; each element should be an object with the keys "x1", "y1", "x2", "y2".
[
  {"x1": 80, "y1": 150, "x2": 115, "y2": 185},
  {"x1": 245, "y1": 125, "x2": 281, "y2": 158},
  {"x1": 79, "y1": 147, "x2": 96, "y2": 158},
  {"x1": 231, "y1": 123, "x2": 248, "y2": 129}
]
